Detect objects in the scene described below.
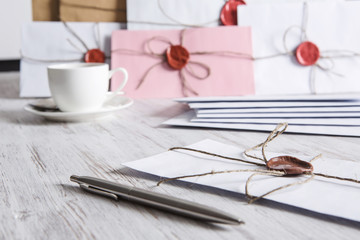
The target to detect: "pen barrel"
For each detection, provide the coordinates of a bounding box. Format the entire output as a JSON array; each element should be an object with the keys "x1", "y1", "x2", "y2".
[
  {"x1": 72, "y1": 176, "x2": 242, "y2": 225},
  {"x1": 124, "y1": 187, "x2": 240, "y2": 224}
]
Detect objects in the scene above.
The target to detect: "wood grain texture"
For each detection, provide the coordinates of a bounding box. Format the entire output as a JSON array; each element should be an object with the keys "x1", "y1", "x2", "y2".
[{"x1": 0, "y1": 72, "x2": 360, "y2": 239}]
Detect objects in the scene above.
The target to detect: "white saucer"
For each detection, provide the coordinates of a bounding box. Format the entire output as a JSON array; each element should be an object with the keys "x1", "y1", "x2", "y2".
[{"x1": 24, "y1": 94, "x2": 133, "y2": 122}]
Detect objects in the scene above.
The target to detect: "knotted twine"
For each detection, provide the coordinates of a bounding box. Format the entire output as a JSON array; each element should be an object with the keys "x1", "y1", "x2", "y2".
[{"x1": 157, "y1": 123, "x2": 360, "y2": 203}]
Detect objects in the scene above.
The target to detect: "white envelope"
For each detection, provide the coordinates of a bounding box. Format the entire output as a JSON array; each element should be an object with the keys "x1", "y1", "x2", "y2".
[
  {"x1": 123, "y1": 139, "x2": 360, "y2": 222},
  {"x1": 191, "y1": 117, "x2": 360, "y2": 126},
  {"x1": 237, "y1": 1, "x2": 360, "y2": 95},
  {"x1": 197, "y1": 106, "x2": 360, "y2": 114},
  {"x1": 126, "y1": 0, "x2": 223, "y2": 30},
  {"x1": 188, "y1": 101, "x2": 360, "y2": 109},
  {"x1": 163, "y1": 110, "x2": 360, "y2": 137},
  {"x1": 126, "y1": 0, "x2": 330, "y2": 30},
  {"x1": 20, "y1": 22, "x2": 125, "y2": 97},
  {"x1": 175, "y1": 93, "x2": 360, "y2": 103},
  {"x1": 177, "y1": 94, "x2": 360, "y2": 108}
]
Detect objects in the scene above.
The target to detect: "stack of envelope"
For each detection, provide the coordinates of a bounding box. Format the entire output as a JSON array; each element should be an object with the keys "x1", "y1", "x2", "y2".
[{"x1": 163, "y1": 94, "x2": 360, "y2": 137}]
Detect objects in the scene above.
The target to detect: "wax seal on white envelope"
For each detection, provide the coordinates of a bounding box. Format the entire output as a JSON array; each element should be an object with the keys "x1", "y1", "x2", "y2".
[
  {"x1": 85, "y1": 49, "x2": 106, "y2": 63},
  {"x1": 220, "y1": 0, "x2": 245, "y2": 25},
  {"x1": 295, "y1": 41, "x2": 320, "y2": 66}
]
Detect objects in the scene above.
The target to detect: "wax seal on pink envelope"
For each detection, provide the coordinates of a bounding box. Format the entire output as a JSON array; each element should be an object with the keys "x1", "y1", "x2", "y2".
[
  {"x1": 296, "y1": 41, "x2": 320, "y2": 66},
  {"x1": 85, "y1": 49, "x2": 106, "y2": 63},
  {"x1": 221, "y1": 0, "x2": 246, "y2": 26},
  {"x1": 166, "y1": 45, "x2": 190, "y2": 70}
]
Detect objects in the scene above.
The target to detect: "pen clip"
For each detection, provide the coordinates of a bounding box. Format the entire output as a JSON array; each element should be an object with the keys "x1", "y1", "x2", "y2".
[{"x1": 80, "y1": 183, "x2": 119, "y2": 201}]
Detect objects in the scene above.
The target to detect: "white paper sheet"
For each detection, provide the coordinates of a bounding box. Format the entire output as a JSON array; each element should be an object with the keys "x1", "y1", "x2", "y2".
[
  {"x1": 20, "y1": 22, "x2": 125, "y2": 97},
  {"x1": 123, "y1": 139, "x2": 360, "y2": 222},
  {"x1": 163, "y1": 110, "x2": 360, "y2": 137},
  {"x1": 237, "y1": 1, "x2": 360, "y2": 95}
]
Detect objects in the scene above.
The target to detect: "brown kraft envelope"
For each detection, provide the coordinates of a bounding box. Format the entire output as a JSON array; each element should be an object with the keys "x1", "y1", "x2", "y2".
[
  {"x1": 59, "y1": 0, "x2": 126, "y2": 22},
  {"x1": 32, "y1": 0, "x2": 60, "y2": 21}
]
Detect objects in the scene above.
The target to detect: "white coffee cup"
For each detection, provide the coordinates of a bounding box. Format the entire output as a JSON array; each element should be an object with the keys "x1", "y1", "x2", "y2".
[{"x1": 47, "y1": 63, "x2": 128, "y2": 112}]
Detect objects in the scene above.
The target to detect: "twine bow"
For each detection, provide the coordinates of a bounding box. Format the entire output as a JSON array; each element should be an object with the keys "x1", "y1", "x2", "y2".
[{"x1": 136, "y1": 30, "x2": 211, "y2": 96}]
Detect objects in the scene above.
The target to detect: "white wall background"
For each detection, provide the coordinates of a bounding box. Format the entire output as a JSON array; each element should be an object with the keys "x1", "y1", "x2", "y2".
[{"x1": 0, "y1": 0, "x2": 32, "y2": 60}]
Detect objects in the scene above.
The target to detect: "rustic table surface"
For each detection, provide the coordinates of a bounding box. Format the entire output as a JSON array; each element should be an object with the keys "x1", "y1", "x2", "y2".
[{"x1": 1, "y1": 72, "x2": 360, "y2": 240}]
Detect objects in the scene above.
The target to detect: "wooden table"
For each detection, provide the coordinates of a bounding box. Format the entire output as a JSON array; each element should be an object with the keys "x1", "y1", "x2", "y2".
[{"x1": 1, "y1": 72, "x2": 359, "y2": 239}]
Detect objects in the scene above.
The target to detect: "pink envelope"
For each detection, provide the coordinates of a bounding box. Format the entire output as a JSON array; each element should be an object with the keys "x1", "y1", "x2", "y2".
[{"x1": 111, "y1": 26, "x2": 255, "y2": 98}]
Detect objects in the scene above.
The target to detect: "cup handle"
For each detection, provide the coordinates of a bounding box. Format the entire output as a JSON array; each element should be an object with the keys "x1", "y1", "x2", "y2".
[{"x1": 104, "y1": 67, "x2": 128, "y2": 104}]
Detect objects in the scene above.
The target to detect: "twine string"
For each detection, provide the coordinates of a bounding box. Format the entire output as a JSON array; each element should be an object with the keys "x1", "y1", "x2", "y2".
[
  {"x1": 19, "y1": 51, "x2": 82, "y2": 63},
  {"x1": 135, "y1": 61, "x2": 165, "y2": 90},
  {"x1": 66, "y1": 39, "x2": 84, "y2": 53},
  {"x1": 127, "y1": 0, "x2": 226, "y2": 27},
  {"x1": 94, "y1": 23, "x2": 101, "y2": 49},
  {"x1": 282, "y1": 26, "x2": 306, "y2": 55},
  {"x1": 21, "y1": 22, "x2": 106, "y2": 63},
  {"x1": 180, "y1": 29, "x2": 186, "y2": 46},
  {"x1": 168, "y1": 147, "x2": 266, "y2": 167},
  {"x1": 246, "y1": 173, "x2": 315, "y2": 204},
  {"x1": 62, "y1": 21, "x2": 90, "y2": 51},
  {"x1": 157, "y1": 169, "x2": 283, "y2": 186},
  {"x1": 179, "y1": 69, "x2": 198, "y2": 96},
  {"x1": 157, "y1": 123, "x2": 360, "y2": 203},
  {"x1": 191, "y1": 50, "x2": 254, "y2": 59},
  {"x1": 300, "y1": 2, "x2": 309, "y2": 42},
  {"x1": 157, "y1": 0, "x2": 220, "y2": 28},
  {"x1": 145, "y1": 36, "x2": 173, "y2": 56},
  {"x1": 185, "y1": 61, "x2": 211, "y2": 80},
  {"x1": 309, "y1": 65, "x2": 317, "y2": 94},
  {"x1": 244, "y1": 123, "x2": 288, "y2": 163}
]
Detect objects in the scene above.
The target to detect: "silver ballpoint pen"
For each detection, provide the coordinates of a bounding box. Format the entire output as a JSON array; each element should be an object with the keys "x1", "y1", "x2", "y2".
[{"x1": 70, "y1": 175, "x2": 243, "y2": 225}]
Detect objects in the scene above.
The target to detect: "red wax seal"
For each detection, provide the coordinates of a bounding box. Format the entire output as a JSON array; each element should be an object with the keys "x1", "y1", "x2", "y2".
[
  {"x1": 267, "y1": 156, "x2": 314, "y2": 175},
  {"x1": 295, "y1": 41, "x2": 320, "y2": 66},
  {"x1": 166, "y1": 45, "x2": 190, "y2": 70},
  {"x1": 220, "y1": 0, "x2": 246, "y2": 26},
  {"x1": 84, "y1": 48, "x2": 105, "y2": 63}
]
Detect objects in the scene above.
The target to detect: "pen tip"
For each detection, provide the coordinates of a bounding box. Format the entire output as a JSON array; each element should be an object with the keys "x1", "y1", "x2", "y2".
[
  {"x1": 237, "y1": 219, "x2": 245, "y2": 225},
  {"x1": 70, "y1": 175, "x2": 80, "y2": 182}
]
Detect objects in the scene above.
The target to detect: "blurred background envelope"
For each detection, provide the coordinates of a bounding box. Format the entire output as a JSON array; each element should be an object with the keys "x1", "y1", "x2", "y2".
[
  {"x1": 20, "y1": 22, "x2": 125, "y2": 97},
  {"x1": 126, "y1": 0, "x2": 224, "y2": 30},
  {"x1": 238, "y1": 1, "x2": 360, "y2": 95}
]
